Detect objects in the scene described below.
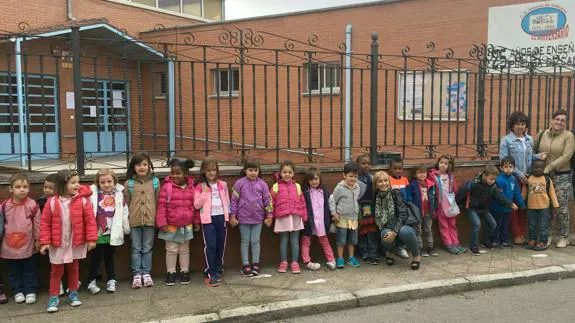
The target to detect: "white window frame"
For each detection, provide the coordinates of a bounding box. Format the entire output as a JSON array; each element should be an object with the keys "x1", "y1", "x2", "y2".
[
  {"x1": 107, "y1": 0, "x2": 224, "y2": 21},
  {"x1": 305, "y1": 62, "x2": 341, "y2": 94},
  {"x1": 212, "y1": 68, "x2": 239, "y2": 97}
]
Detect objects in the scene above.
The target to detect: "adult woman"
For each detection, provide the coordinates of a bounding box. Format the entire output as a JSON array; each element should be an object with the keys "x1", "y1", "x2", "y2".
[
  {"x1": 499, "y1": 111, "x2": 546, "y2": 244},
  {"x1": 534, "y1": 109, "x2": 575, "y2": 248}
]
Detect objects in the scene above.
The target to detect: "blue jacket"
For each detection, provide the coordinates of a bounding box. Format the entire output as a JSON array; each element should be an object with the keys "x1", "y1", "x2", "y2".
[
  {"x1": 499, "y1": 132, "x2": 541, "y2": 179},
  {"x1": 491, "y1": 173, "x2": 526, "y2": 213},
  {"x1": 406, "y1": 179, "x2": 437, "y2": 216}
]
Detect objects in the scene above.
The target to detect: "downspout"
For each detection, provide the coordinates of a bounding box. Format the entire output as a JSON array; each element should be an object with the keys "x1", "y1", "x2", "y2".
[
  {"x1": 67, "y1": 0, "x2": 76, "y2": 20},
  {"x1": 168, "y1": 60, "x2": 176, "y2": 155},
  {"x1": 344, "y1": 24, "x2": 352, "y2": 162},
  {"x1": 15, "y1": 38, "x2": 27, "y2": 167}
]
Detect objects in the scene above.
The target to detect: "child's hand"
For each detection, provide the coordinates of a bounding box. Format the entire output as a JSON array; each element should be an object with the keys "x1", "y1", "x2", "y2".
[
  {"x1": 511, "y1": 203, "x2": 518, "y2": 211},
  {"x1": 264, "y1": 217, "x2": 273, "y2": 228},
  {"x1": 332, "y1": 214, "x2": 340, "y2": 223},
  {"x1": 87, "y1": 242, "x2": 96, "y2": 251},
  {"x1": 194, "y1": 224, "x2": 201, "y2": 232},
  {"x1": 40, "y1": 244, "x2": 50, "y2": 255},
  {"x1": 229, "y1": 217, "x2": 239, "y2": 227}
]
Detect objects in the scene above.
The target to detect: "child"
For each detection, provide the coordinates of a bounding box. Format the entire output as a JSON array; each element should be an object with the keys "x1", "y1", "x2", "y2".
[
  {"x1": 522, "y1": 159, "x2": 559, "y2": 251},
  {"x1": 0, "y1": 205, "x2": 5, "y2": 305},
  {"x1": 388, "y1": 157, "x2": 410, "y2": 258},
  {"x1": 457, "y1": 165, "x2": 518, "y2": 256},
  {"x1": 87, "y1": 169, "x2": 130, "y2": 294},
  {"x1": 490, "y1": 157, "x2": 526, "y2": 248},
  {"x1": 157, "y1": 159, "x2": 198, "y2": 286},
  {"x1": 194, "y1": 157, "x2": 230, "y2": 287},
  {"x1": 374, "y1": 171, "x2": 422, "y2": 270},
  {"x1": 356, "y1": 155, "x2": 379, "y2": 265},
  {"x1": 1, "y1": 173, "x2": 41, "y2": 304},
  {"x1": 329, "y1": 162, "x2": 361, "y2": 269},
  {"x1": 271, "y1": 161, "x2": 307, "y2": 274},
  {"x1": 124, "y1": 152, "x2": 160, "y2": 289},
  {"x1": 429, "y1": 155, "x2": 465, "y2": 255},
  {"x1": 37, "y1": 174, "x2": 57, "y2": 213},
  {"x1": 229, "y1": 159, "x2": 273, "y2": 277},
  {"x1": 301, "y1": 167, "x2": 336, "y2": 271},
  {"x1": 407, "y1": 166, "x2": 438, "y2": 257},
  {"x1": 39, "y1": 170, "x2": 98, "y2": 313}
]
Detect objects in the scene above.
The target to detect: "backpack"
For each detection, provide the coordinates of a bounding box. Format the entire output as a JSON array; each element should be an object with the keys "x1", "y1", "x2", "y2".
[
  {"x1": 404, "y1": 201, "x2": 422, "y2": 226},
  {"x1": 127, "y1": 177, "x2": 160, "y2": 195},
  {"x1": 524, "y1": 175, "x2": 552, "y2": 207},
  {"x1": 455, "y1": 180, "x2": 473, "y2": 211}
]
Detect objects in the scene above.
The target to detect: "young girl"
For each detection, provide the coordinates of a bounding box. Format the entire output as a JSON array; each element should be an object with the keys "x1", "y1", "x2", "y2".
[
  {"x1": 428, "y1": 155, "x2": 465, "y2": 255},
  {"x1": 406, "y1": 167, "x2": 437, "y2": 257},
  {"x1": 87, "y1": 169, "x2": 129, "y2": 295},
  {"x1": 40, "y1": 170, "x2": 98, "y2": 313},
  {"x1": 124, "y1": 152, "x2": 160, "y2": 289},
  {"x1": 301, "y1": 167, "x2": 336, "y2": 271},
  {"x1": 157, "y1": 158, "x2": 198, "y2": 286},
  {"x1": 194, "y1": 157, "x2": 230, "y2": 287},
  {"x1": 229, "y1": 159, "x2": 273, "y2": 277},
  {"x1": 271, "y1": 161, "x2": 307, "y2": 274}
]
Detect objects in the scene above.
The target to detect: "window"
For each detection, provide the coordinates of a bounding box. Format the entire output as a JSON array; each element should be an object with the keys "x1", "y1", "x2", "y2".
[
  {"x1": 81, "y1": 80, "x2": 128, "y2": 132},
  {"x1": 126, "y1": 0, "x2": 224, "y2": 20},
  {"x1": 158, "y1": 0, "x2": 180, "y2": 12},
  {"x1": 182, "y1": 0, "x2": 201, "y2": 16},
  {"x1": 212, "y1": 68, "x2": 239, "y2": 96},
  {"x1": 305, "y1": 63, "x2": 341, "y2": 93}
]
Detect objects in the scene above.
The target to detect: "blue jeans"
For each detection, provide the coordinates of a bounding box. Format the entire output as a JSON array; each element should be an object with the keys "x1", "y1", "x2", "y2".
[
  {"x1": 202, "y1": 215, "x2": 227, "y2": 279},
  {"x1": 491, "y1": 212, "x2": 511, "y2": 244},
  {"x1": 527, "y1": 208, "x2": 551, "y2": 243},
  {"x1": 468, "y1": 209, "x2": 497, "y2": 249},
  {"x1": 381, "y1": 226, "x2": 420, "y2": 257},
  {"x1": 239, "y1": 223, "x2": 262, "y2": 265},
  {"x1": 6, "y1": 255, "x2": 37, "y2": 295},
  {"x1": 279, "y1": 231, "x2": 299, "y2": 262},
  {"x1": 130, "y1": 226, "x2": 155, "y2": 275},
  {"x1": 358, "y1": 231, "x2": 380, "y2": 258}
]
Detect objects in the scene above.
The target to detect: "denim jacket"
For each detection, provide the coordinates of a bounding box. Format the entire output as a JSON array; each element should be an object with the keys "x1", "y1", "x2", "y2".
[{"x1": 499, "y1": 132, "x2": 540, "y2": 178}]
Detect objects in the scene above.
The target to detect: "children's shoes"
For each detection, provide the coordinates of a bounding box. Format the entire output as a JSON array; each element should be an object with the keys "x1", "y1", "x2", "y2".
[
  {"x1": 132, "y1": 274, "x2": 142, "y2": 289},
  {"x1": 46, "y1": 296, "x2": 59, "y2": 313},
  {"x1": 290, "y1": 262, "x2": 301, "y2": 274},
  {"x1": 326, "y1": 261, "x2": 336, "y2": 270},
  {"x1": 305, "y1": 262, "x2": 321, "y2": 271},
  {"x1": 347, "y1": 256, "x2": 361, "y2": 268},
  {"x1": 68, "y1": 291, "x2": 82, "y2": 307},
  {"x1": 0, "y1": 285, "x2": 7, "y2": 305},
  {"x1": 336, "y1": 257, "x2": 345, "y2": 269},
  {"x1": 277, "y1": 261, "x2": 288, "y2": 273}
]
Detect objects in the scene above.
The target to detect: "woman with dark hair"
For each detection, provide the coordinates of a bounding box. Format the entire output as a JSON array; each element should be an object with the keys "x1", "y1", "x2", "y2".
[
  {"x1": 534, "y1": 109, "x2": 575, "y2": 248},
  {"x1": 499, "y1": 111, "x2": 546, "y2": 245}
]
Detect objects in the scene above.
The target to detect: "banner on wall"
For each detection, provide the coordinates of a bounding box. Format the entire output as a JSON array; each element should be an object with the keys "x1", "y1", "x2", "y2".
[{"x1": 488, "y1": 0, "x2": 575, "y2": 70}]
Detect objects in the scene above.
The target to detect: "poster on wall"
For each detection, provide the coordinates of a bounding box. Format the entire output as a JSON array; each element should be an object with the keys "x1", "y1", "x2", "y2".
[
  {"x1": 398, "y1": 71, "x2": 467, "y2": 121},
  {"x1": 488, "y1": 0, "x2": 575, "y2": 72}
]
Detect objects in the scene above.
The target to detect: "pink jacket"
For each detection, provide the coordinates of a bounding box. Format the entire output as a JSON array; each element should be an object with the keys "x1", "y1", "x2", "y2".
[
  {"x1": 156, "y1": 176, "x2": 198, "y2": 228},
  {"x1": 270, "y1": 176, "x2": 307, "y2": 222},
  {"x1": 193, "y1": 180, "x2": 230, "y2": 224},
  {"x1": 1, "y1": 198, "x2": 40, "y2": 259},
  {"x1": 428, "y1": 168, "x2": 458, "y2": 217}
]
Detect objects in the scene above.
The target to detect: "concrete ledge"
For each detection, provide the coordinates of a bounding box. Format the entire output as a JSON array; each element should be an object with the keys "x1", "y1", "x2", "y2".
[
  {"x1": 146, "y1": 313, "x2": 221, "y2": 323},
  {"x1": 354, "y1": 278, "x2": 470, "y2": 307},
  {"x1": 466, "y1": 266, "x2": 567, "y2": 290},
  {"x1": 218, "y1": 292, "x2": 358, "y2": 322}
]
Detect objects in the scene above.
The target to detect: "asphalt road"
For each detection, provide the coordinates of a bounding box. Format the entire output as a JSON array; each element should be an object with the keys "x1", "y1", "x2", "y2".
[{"x1": 274, "y1": 278, "x2": 575, "y2": 323}]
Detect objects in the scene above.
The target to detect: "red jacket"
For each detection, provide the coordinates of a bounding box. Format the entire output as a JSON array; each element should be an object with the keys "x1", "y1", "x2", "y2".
[
  {"x1": 156, "y1": 176, "x2": 198, "y2": 228},
  {"x1": 39, "y1": 185, "x2": 98, "y2": 247}
]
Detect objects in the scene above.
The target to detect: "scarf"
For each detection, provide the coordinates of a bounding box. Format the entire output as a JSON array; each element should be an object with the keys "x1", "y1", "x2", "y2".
[{"x1": 375, "y1": 189, "x2": 394, "y2": 229}]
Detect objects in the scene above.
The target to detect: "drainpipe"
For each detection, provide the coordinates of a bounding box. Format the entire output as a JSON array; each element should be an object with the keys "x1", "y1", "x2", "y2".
[
  {"x1": 344, "y1": 24, "x2": 352, "y2": 162},
  {"x1": 15, "y1": 38, "x2": 27, "y2": 168},
  {"x1": 168, "y1": 60, "x2": 176, "y2": 155},
  {"x1": 67, "y1": 0, "x2": 76, "y2": 20}
]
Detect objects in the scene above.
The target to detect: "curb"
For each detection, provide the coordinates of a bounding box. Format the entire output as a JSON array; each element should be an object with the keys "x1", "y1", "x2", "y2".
[{"x1": 150, "y1": 264, "x2": 575, "y2": 323}]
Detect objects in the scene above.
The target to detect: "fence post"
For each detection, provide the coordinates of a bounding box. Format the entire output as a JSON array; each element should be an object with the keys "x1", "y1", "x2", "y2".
[
  {"x1": 476, "y1": 57, "x2": 486, "y2": 158},
  {"x1": 369, "y1": 32, "x2": 379, "y2": 165},
  {"x1": 71, "y1": 27, "x2": 85, "y2": 176}
]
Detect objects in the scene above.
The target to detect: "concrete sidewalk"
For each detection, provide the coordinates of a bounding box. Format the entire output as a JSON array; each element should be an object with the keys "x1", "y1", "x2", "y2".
[{"x1": 4, "y1": 246, "x2": 575, "y2": 322}]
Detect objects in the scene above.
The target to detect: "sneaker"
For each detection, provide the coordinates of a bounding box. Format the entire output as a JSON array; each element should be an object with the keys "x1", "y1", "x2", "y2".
[
  {"x1": 501, "y1": 242, "x2": 513, "y2": 248},
  {"x1": 305, "y1": 262, "x2": 321, "y2": 271},
  {"x1": 291, "y1": 262, "x2": 301, "y2": 274},
  {"x1": 370, "y1": 257, "x2": 380, "y2": 265},
  {"x1": 106, "y1": 280, "x2": 117, "y2": 292},
  {"x1": 214, "y1": 273, "x2": 224, "y2": 283},
  {"x1": 420, "y1": 249, "x2": 430, "y2": 257},
  {"x1": 0, "y1": 286, "x2": 7, "y2": 305},
  {"x1": 87, "y1": 279, "x2": 101, "y2": 295},
  {"x1": 525, "y1": 240, "x2": 536, "y2": 250},
  {"x1": 533, "y1": 242, "x2": 548, "y2": 251},
  {"x1": 59, "y1": 282, "x2": 65, "y2": 296},
  {"x1": 336, "y1": 257, "x2": 345, "y2": 269},
  {"x1": 362, "y1": 257, "x2": 371, "y2": 264},
  {"x1": 447, "y1": 246, "x2": 459, "y2": 255},
  {"x1": 25, "y1": 293, "x2": 36, "y2": 304},
  {"x1": 132, "y1": 275, "x2": 142, "y2": 289},
  {"x1": 68, "y1": 291, "x2": 82, "y2": 307},
  {"x1": 165, "y1": 272, "x2": 176, "y2": 286},
  {"x1": 470, "y1": 247, "x2": 481, "y2": 256},
  {"x1": 547, "y1": 236, "x2": 553, "y2": 247},
  {"x1": 396, "y1": 248, "x2": 409, "y2": 259},
  {"x1": 180, "y1": 272, "x2": 191, "y2": 285},
  {"x1": 65, "y1": 281, "x2": 82, "y2": 294},
  {"x1": 241, "y1": 265, "x2": 253, "y2": 277},
  {"x1": 326, "y1": 261, "x2": 337, "y2": 270},
  {"x1": 428, "y1": 248, "x2": 439, "y2": 257},
  {"x1": 204, "y1": 276, "x2": 220, "y2": 287},
  {"x1": 481, "y1": 241, "x2": 494, "y2": 249},
  {"x1": 14, "y1": 293, "x2": 25, "y2": 304},
  {"x1": 457, "y1": 246, "x2": 467, "y2": 254},
  {"x1": 142, "y1": 274, "x2": 154, "y2": 287},
  {"x1": 348, "y1": 256, "x2": 361, "y2": 268},
  {"x1": 557, "y1": 238, "x2": 569, "y2": 248},
  {"x1": 251, "y1": 263, "x2": 261, "y2": 276},
  {"x1": 278, "y1": 261, "x2": 288, "y2": 273},
  {"x1": 46, "y1": 296, "x2": 59, "y2": 313}
]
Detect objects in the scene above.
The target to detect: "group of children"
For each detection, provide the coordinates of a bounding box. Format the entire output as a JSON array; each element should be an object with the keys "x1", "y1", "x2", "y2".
[{"x1": 0, "y1": 151, "x2": 559, "y2": 313}]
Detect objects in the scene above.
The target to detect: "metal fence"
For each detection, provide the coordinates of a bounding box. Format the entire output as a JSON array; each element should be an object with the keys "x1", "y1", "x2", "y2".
[{"x1": 1, "y1": 23, "x2": 575, "y2": 174}]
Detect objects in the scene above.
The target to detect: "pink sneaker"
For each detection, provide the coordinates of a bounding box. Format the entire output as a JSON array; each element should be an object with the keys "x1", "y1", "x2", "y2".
[
  {"x1": 132, "y1": 275, "x2": 142, "y2": 289},
  {"x1": 291, "y1": 262, "x2": 301, "y2": 274},
  {"x1": 277, "y1": 261, "x2": 288, "y2": 273},
  {"x1": 142, "y1": 274, "x2": 154, "y2": 287}
]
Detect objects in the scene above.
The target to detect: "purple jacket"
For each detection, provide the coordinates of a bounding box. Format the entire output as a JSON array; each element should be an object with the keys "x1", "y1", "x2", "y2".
[{"x1": 230, "y1": 177, "x2": 273, "y2": 224}]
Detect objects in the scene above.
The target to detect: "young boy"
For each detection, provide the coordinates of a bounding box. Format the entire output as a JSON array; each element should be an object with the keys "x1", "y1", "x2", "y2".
[
  {"x1": 1, "y1": 173, "x2": 41, "y2": 304},
  {"x1": 37, "y1": 174, "x2": 57, "y2": 213},
  {"x1": 490, "y1": 157, "x2": 526, "y2": 248},
  {"x1": 356, "y1": 155, "x2": 379, "y2": 265},
  {"x1": 407, "y1": 166, "x2": 438, "y2": 257},
  {"x1": 458, "y1": 165, "x2": 518, "y2": 256},
  {"x1": 522, "y1": 159, "x2": 559, "y2": 251},
  {"x1": 329, "y1": 162, "x2": 361, "y2": 269},
  {"x1": 389, "y1": 157, "x2": 410, "y2": 258}
]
